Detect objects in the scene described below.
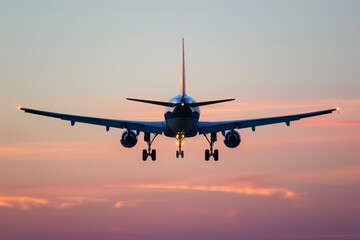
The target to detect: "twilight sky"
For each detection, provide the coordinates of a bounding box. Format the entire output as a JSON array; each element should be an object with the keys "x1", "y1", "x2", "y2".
[{"x1": 1, "y1": 0, "x2": 360, "y2": 239}]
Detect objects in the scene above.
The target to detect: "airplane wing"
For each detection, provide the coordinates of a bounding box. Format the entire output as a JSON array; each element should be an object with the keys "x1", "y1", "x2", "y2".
[
  {"x1": 198, "y1": 108, "x2": 337, "y2": 134},
  {"x1": 20, "y1": 108, "x2": 163, "y2": 134}
]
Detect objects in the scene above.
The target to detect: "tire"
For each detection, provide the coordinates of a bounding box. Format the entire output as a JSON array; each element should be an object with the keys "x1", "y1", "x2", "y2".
[
  {"x1": 213, "y1": 149, "x2": 219, "y2": 161},
  {"x1": 205, "y1": 149, "x2": 210, "y2": 161},
  {"x1": 176, "y1": 151, "x2": 179, "y2": 158},
  {"x1": 181, "y1": 151, "x2": 184, "y2": 158},
  {"x1": 142, "y1": 149, "x2": 148, "y2": 161},
  {"x1": 151, "y1": 149, "x2": 156, "y2": 161}
]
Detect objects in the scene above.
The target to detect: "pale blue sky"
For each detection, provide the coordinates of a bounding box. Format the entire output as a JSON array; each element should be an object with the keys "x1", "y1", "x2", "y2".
[{"x1": 1, "y1": 0, "x2": 359, "y2": 106}]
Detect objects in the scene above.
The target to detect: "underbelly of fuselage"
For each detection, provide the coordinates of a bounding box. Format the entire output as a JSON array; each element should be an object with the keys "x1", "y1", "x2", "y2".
[
  {"x1": 164, "y1": 117, "x2": 198, "y2": 137},
  {"x1": 163, "y1": 97, "x2": 200, "y2": 137}
]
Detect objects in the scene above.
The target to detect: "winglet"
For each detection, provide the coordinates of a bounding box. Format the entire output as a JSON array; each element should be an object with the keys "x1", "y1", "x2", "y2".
[{"x1": 180, "y1": 38, "x2": 186, "y2": 96}]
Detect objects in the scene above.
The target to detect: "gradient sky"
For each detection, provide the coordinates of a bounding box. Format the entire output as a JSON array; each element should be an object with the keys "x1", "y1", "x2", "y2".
[{"x1": 1, "y1": 0, "x2": 360, "y2": 239}]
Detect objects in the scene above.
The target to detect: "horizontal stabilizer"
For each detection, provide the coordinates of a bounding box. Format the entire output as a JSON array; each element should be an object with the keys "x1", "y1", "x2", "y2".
[
  {"x1": 127, "y1": 98, "x2": 235, "y2": 108},
  {"x1": 126, "y1": 98, "x2": 176, "y2": 107},
  {"x1": 189, "y1": 98, "x2": 235, "y2": 107}
]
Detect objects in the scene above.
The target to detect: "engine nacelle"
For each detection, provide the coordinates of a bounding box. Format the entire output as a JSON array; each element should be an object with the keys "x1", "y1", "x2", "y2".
[
  {"x1": 120, "y1": 130, "x2": 138, "y2": 148},
  {"x1": 223, "y1": 130, "x2": 241, "y2": 148}
]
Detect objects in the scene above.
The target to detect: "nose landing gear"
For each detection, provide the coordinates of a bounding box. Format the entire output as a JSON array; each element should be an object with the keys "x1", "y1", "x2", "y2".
[
  {"x1": 204, "y1": 132, "x2": 219, "y2": 161},
  {"x1": 176, "y1": 133, "x2": 185, "y2": 158},
  {"x1": 142, "y1": 132, "x2": 158, "y2": 161}
]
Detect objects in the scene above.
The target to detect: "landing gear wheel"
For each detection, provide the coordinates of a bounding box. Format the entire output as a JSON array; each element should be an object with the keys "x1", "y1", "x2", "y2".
[
  {"x1": 151, "y1": 149, "x2": 156, "y2": 161},
  {"x1": 176, "y1": 150, "x2": 184, "y2": 158},
  {"x1": 204, "y1": 133, "x2": 220, "y2": 161},
  {"x1": 143, "y1": 133, "x2": 158, "y2": 161},
  {"x1": 205, "y1": 149, "x2": 210, "y2": 161},
  {"x1": 176, "y1": 133, "x2": 185, "y2": 159},
  {"x1": 142, "y1": 149, "x2": 148, "y2": 161},
  {"x1": 213, "y1": 149, "x2": 219, "y2": 161}
]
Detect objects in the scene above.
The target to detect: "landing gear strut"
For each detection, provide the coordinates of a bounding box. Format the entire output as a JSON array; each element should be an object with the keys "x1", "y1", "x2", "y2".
[
  {"x1": 142, "y1": 132, "x2": 158, "y2": 161},
  {"x1": 204, "y1": 132, "x2": 219, "y2": 161},
  {"x1": 176, "y1": 133, "x2": 184, "y2": 158}
]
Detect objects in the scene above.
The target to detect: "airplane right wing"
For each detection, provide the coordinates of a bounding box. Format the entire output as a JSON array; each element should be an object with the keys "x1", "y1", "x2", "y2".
[
  {"x1": 198, "y1": 108, "x2": 337, "y2": 134},
  {"x1": 20, "y1": 108, "x2": 164, "y2": 134}
]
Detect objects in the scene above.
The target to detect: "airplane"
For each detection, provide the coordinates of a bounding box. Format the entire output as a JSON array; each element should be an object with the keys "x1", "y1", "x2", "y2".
[{"x1": 20, "y1": 39, "x2": 338, "y2": 161}]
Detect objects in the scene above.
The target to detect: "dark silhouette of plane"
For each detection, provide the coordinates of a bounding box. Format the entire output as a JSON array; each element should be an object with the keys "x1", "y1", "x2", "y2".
[{"x1": 20, "y1": 39, "x2": 338, "y2": 161}]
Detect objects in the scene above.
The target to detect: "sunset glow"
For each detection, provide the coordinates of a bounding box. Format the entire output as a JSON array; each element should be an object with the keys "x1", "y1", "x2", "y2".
[{"x1": 1, "y1": 1, "x2": 360, "y2": 239}]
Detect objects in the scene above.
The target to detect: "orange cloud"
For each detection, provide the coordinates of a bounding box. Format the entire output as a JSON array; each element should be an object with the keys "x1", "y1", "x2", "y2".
[
  {"x1": 56, "y1": 197, "x2": 108, "y2": 209},
  {"x1": 114, "y1": 201, "x2": 124, "y2": 208},
  {"x1": 113, "y1": 200, "x2": 140, "y2": 208},
  {"x1": 134, "y1": 184, "x2": 294, "y2": 198},
  {"x1": 0, "y1": 144, "x2": 75, "y2": 157},
  {"x1": 0, "y1": 195, "x2": 48, "y2": 210},
  {"x1": 114, "y1": 199, "x2": 166, "y2": 208},
  {"x1": 0, "y1": 141, "x2": 117, "y2": 161}
]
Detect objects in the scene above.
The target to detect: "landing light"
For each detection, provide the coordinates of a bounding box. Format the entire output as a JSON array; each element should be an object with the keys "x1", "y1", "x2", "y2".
[
  {"x1": 17, "y1": 106, "x2": 21, "y2": 110},
  {"x1": 181, "y1": 102, "x2": 185, "y2": 107},
  {"x1": 336, "y1": 107, "x2": 340, "y2": 111}
]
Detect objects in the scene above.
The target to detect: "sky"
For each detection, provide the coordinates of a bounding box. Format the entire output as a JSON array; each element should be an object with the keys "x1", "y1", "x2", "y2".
[{"x1": 1, "y1": 0, "x2": 360, "y2": 239}]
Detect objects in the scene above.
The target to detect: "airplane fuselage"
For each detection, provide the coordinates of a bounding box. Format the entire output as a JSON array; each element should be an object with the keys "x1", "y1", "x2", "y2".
[{"x1": 164, "y1": 95, "x2": 200, "y2": 137}]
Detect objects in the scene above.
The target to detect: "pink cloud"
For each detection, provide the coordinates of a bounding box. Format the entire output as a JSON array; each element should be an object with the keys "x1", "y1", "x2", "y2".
[
  {"x1": 113, "y1": 200, "x2": 144, "y2": 208},
  {"x1": 56, "y1": 197, "x2": 108, "y2": 209},
  {"x1": 0, "y1": 141, "x2": 118, "y2": 161},
  {"x1": 114, "y1": 199, "x2": 166, "y2": 208},
  {"x1": 134, "y1": 183, "x2": 294, "y2": 198},
  {"x1": 0, "y1": 195, "x2": 48, "y2": 210}
]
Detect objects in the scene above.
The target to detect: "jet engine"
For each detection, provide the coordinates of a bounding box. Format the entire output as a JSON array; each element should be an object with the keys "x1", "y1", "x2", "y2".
[
  {"x1": 120, "y1": 130, "x2": 138, "y2": 148},
  {"x1": 223, "y1": 130, "x2": 241, "y2": 148}
]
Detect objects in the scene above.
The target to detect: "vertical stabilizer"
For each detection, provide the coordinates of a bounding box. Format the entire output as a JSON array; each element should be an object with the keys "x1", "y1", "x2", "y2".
[{"x1": 180, "y1": 38, "x2": 186, "y2": 96}]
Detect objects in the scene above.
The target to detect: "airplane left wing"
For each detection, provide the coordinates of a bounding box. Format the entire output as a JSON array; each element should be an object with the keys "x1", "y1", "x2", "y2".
[
  {"x1": 198, "y1": 108, "x2": 337, "y2": 134},
  {"x1": 20, "y1": 108, "x2": 163, "y2": 134}
]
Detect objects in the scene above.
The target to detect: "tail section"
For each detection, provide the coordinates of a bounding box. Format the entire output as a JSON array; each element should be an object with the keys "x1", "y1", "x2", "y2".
[
  {"x1": 180, "y1": 38, "x2": 186, "y2": 96},
  {"x1": 126, "y1": 39, "x2": 236, "y2": 108}
]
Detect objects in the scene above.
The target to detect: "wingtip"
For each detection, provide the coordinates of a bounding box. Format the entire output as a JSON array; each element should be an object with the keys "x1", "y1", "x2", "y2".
[{"x1": 336, "y1": 107, "x2": 341, "y2": 114}]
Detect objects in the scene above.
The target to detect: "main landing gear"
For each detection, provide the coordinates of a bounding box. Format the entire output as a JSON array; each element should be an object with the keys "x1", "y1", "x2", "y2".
[
  {"x1": 142, "y1": 132, "x2": 158, "y2": 161},
  {"x1": 176, "y1": 133, "x2": 184, "y2": 158},
  {"x1": 204, "y1": 132, "x2": 219, "y2": 161}
]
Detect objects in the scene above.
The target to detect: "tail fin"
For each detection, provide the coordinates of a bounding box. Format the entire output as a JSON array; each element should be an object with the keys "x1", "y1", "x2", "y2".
[{"x1": 180, "y1": 38, "x2": 186, "y2": 96}]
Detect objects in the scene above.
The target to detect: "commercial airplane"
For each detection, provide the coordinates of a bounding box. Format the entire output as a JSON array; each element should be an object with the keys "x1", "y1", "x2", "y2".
[{"x1": 20, "y1": 39, "x2": 338, "y2": 161}]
